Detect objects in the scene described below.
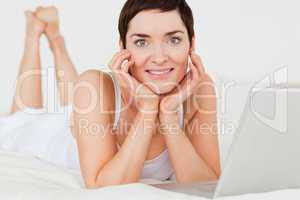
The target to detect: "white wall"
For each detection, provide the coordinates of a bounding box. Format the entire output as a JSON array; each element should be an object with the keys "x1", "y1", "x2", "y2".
[{"x1": 0, "y1": 0, "x2": 299, "y2": 114}]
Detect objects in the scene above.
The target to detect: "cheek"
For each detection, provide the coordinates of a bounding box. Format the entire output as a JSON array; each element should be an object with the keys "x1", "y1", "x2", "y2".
[
  {"x1": 169, "y1": 48, "x2": 190, "y2": 82},
  {"x1": 126, "y1": 49, "x2": 149, "y2": 79},
  {"x1": 171, "y1": 49, "x2": 189, "y2": 70},
  {"x1": 128, "y1": 49, "x2": 149, "y2": 70},
  {"x1": 169, "y1": 44, "x2": 190, "y2": 63}
]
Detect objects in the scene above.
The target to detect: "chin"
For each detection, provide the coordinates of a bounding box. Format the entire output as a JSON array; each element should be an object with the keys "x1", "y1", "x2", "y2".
[
  {"x1": 139, "y1": 72, "x2": 183, "y2": 94},
  {"x1": 148, "y1": 84, "x2": 177, "y2": 95}
]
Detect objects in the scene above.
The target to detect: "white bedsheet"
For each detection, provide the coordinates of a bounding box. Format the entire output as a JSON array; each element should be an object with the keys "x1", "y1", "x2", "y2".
[{"x1": 0, "y1": 151, "x2": 299, "y2": 200}]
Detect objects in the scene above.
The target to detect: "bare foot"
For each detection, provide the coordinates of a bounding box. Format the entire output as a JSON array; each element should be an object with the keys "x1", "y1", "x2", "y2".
[
  {"x1": 24, "y1": 11, "x2": 46, "y2": 38},
  {"x1": 35, "y1": 6, "x2": 60, "y2": 42}
]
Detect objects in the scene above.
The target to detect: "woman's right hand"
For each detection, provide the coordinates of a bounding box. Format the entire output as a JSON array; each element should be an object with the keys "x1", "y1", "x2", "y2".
[{"x1": 108, "y1": 50, "x2": 159, "y2": 114}]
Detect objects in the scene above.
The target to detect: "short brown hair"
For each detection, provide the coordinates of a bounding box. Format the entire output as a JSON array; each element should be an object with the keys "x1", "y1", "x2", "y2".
[{"x1": 118, "y1": 0, "x2": 195, "y2": 48}]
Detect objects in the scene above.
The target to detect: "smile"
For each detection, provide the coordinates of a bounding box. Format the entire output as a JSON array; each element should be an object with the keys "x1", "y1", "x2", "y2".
[{"x1": 146, "y1": 68, "x2": 174, "y2": 76}]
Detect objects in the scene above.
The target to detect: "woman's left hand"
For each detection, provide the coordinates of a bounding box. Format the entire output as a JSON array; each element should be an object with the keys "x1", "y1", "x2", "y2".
[{"x1": 159, "y1": 51, "x2": 206, "y2": 126}]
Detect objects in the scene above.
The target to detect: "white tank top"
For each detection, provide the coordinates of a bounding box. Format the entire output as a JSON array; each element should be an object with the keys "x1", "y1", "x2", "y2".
[{"x1": 108, "y1": 71, "x2": 184, "y2": 181}]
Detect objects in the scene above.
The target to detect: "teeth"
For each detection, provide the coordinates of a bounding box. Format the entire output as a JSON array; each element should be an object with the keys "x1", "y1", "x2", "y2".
[{"x1": 147, "y1": 69, "x2": 172, "y2": 75}]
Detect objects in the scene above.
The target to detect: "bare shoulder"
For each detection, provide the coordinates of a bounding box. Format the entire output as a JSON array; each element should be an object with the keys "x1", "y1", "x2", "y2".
[
  {"x1": 71, "y1": 69, "x2": 116, "y2": 139},
  {"x1": 74, "y1": 69, "x2": 116, "y2": 112},
  {"x1": 76, "y1": 69, "x2": 114, "y2": 92}
]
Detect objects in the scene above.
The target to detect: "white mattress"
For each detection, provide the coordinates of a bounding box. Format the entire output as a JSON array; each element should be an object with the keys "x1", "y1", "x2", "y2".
[{"x1": 0, "y1": 150, "x2": 299, "y2": 200}]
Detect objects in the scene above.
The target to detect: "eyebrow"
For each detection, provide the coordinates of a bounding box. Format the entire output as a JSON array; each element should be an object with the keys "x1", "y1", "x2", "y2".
[
  {"x1": 130, "y1": 30, "x2": 184, "y2": 38},
  {"x1": 165, "y1": 30, "x2": 184, "y2": 36}
]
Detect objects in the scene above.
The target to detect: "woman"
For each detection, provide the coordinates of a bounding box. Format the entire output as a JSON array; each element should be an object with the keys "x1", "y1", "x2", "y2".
[
  {"x1": 73, "y1": 0, "x2": 220, "y2": 188},
  {"x1": 1, "y1": 0, "x2": 220, "y2": 188}
]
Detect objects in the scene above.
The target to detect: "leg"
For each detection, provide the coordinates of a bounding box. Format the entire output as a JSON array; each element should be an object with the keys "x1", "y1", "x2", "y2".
[
  {"x1": 36, "y1": 7, "x2": 78, "y2": 106},
  {"x1": 10, "y1": 11, "x2": 45, "y2": 114},
  {"x1": 50, "y1": 36, "x2": 78, "y2": 107}
]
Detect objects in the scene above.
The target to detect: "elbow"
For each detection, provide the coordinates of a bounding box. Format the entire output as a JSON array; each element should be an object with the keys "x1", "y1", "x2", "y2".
[
  {"x1": 209, "y1": 172, "x2": 220, "y2": 182},
  {"x1": 203, "y1": 169, "x2": 221, "y2": 182},
  {"x1": 212, "y1": 165, "x2": 221, "y2": 181},
  {"x1": 84, "y1": 177, "x2": 139, "y2": 189},
  {"x1": 84, "y1": 178, "x2": 101, "y2": 189},
  {"x1": 207, "y1": 168, "x2": 221, "y2": 182},
  {"x1": 215, "y1": 170, "x2": 221, "y2": 180},
  {"x1": 85, "y1": 182, "x2": 99, "y2": 190},
  {"x1": 84, "y1": 176, "x2": 107, "y2": 189},
  {"x1": 198, "y1": 172, "x2": 219, "y2": 183},
  {"x1": 84, "y1": 179, "x2": 114, "y2": 189}
]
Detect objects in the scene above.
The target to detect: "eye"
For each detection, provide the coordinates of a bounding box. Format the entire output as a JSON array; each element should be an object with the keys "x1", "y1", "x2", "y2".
[
  {"x1": 169, "y1": 36, "x2": 182, "y2": 45},
  {"x1": 134, "y1": 39, "x2": 148, "y2": 48}
]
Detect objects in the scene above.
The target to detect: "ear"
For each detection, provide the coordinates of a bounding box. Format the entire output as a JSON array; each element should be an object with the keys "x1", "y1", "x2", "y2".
[
  {"x1": 189, "y1": 37, "x2": 196, "y2": 53},
  {"x1": 119, "y1": 39, "x2": 125, "y2": 50}
]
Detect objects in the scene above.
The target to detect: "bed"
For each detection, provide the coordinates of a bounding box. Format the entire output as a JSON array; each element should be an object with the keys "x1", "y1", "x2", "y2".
[{"x1": 0, "y1": 150, "x2": 299, "y2": 200}]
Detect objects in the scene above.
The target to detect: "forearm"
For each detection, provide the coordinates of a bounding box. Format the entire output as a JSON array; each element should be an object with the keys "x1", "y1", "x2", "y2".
[
  {"x1": 161, "y1": 121, "x2": 218, "y2": 183},
  {"x1": 93, "y1": 112, "x2": 156, "y2": 187}
]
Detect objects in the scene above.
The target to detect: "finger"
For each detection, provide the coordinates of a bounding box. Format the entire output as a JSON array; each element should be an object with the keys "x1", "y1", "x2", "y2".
[
  {"x1": 182, "y1": 70, "x2": 193, "y2": 92},
  {"x1": 108, "y1": 51, "x2": 126, "y2": 70},
  {"x1": 121, "y1": 59, "x2": 134, "y2": 73},
  {"x1": 119, "y1": 71, "x2": 138, "y2": 96},
  {"x1": 173, "y1": 61, "x2": 200, "y2": 105},
  {"x1": 108, "y1": 52, "x2": 121, "y2": 69},
  {"x1": 190, "y1": 52, "x2": 205, "y2": 75},
  {"x1": 112, "y1": 52, "x2": 131, "y2": 71},
  {"x1": 190, "y1": 53, "x2": 201, "y2": 76},
  {"x1": 109, "y1": 50, "x2": 130, "y2": 70},
  {"x1": 179, "y1": 73, "x2": 194, "y2": 103},
  {"x1": 189, "y1": 61, "x2": 199, "y2": 80},
  {"x1": 120, "y1": 60, "x2": 129, "y2": 73},
  {"x1": 182, "y1": 61, "x2": 201, "y2": 89},
  {"x1": 179, "y1": 70, "x2": 192, "y2": 86},
  {"x1": 109, "y1": 50, "x2": 127, "y2": 67},
  {"x1": 115, "y1": 61, "x2": 136, "y2": 86}
]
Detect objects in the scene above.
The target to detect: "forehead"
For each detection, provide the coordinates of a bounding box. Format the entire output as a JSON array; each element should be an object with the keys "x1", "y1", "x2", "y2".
[{"x1": 127, "y1": 9, "x2": 187, "y2": 36}]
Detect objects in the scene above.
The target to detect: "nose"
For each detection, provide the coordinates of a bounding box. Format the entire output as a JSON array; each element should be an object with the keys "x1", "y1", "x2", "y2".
[{"x1": 151, "y1": 44, "x2": 168, "y2": 65}]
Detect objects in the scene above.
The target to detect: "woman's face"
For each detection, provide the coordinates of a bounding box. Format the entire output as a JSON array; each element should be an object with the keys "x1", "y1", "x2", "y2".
[{"x1": 124, "y1": 9, "x2": 193, "y2": 95}]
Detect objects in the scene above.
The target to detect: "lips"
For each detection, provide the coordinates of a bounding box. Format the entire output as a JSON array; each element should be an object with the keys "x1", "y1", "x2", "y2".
[{"x1": 145, "y1": 68, "x2": 174, "y2": 75}]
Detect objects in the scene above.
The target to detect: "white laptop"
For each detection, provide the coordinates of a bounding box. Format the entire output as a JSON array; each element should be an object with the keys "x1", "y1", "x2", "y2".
[{"x1": 150, "y1": 86, "x2": 300, "y2": 198}]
